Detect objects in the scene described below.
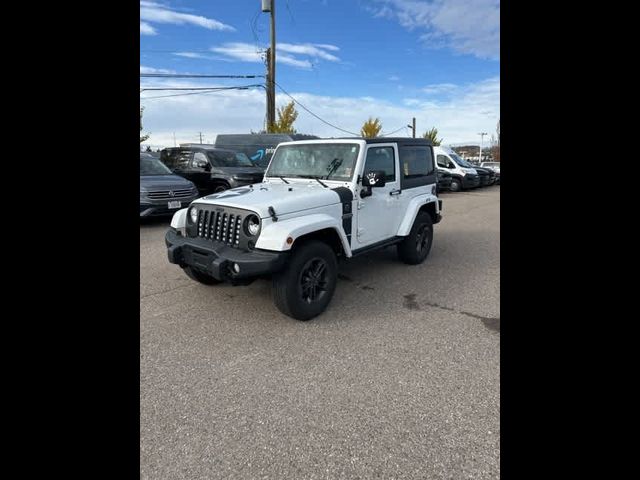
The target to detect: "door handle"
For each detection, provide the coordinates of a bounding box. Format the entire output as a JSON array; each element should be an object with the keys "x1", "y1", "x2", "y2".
[{"x1": 389, "y1": 189, "x2": 402, "y2": 196}]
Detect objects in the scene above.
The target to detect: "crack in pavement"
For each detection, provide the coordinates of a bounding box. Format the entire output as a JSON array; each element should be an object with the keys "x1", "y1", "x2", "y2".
[{"x1": 140, "y1": 282, "x2": 192, "y2": 300}]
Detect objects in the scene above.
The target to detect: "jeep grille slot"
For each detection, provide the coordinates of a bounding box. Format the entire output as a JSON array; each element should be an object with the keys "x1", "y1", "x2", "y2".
[{"x1": 195, "y1": 208, "x2": 243, "y2": 248}]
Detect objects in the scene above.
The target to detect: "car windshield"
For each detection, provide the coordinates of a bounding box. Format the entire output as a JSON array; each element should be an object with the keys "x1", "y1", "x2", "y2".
[
  {"x1": 209, "y1": 151, "x2": 255, "y2": 167},
  {"x1": 266, "y1": 143, "x2": 360, "y2": 181},
  {"x1": 140, "y1": 156, "x2": 173, "y2": 176},
  {"x1": 450, "y1": 152, "x2": 474, "y2": 168}
]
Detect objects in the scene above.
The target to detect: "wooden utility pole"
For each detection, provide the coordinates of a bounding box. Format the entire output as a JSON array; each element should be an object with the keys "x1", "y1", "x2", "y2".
[
  {"x1": 263, "y1": 0, "x2": 276, "y2": 130},
  {"x1": 265, "y1": 48, "x2": 274, "y2": 131},
  {"x1": 407, "y1": 117, "x2": 416, "y2": 137}
]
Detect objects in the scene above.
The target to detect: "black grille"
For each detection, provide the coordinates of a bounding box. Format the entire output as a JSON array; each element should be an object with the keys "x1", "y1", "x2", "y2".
[{"x1": 196, "y1": 209, "x2": 243, "y2": 247}]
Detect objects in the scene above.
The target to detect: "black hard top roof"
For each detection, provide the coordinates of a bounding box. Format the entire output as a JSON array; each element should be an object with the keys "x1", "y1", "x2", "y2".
[{"x1": 335, "y1": 137, "x2": 433, "y2": 146}]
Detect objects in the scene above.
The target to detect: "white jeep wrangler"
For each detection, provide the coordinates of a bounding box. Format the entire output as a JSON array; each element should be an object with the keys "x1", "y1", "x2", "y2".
[{"x1": 166, "y1": 138, "x2": 442, "y2": 320}]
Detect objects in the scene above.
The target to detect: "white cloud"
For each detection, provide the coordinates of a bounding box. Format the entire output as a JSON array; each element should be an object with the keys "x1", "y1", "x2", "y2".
[
  {"x1": 140, "y1": 65, "x2": 176, "y2": 74},
  {"x1": 422, "y1": 82, "x2": 458, "y2": 95},
  {"x1": 140, "y1": 1, "x2": 235, "y2": 32},
  {"x1": 210, "y1": 43, "x2": 264, "y2": 62},
  {"x1": 278, "y1": 55, "x2": 313, "y2": 69},
  {"x1": 174, "y1": 52, "x2": 206, "y2": 59},
  {"x1": 140, "y1": 22, "x2": 157, "y2": 35},
  {"x1": 209, "y1": 42, "x2": 338, "y2": 70},
  {"x1": 369, "y1": 0, "x2": 500, "y2": 60},
  {"x1": 278, "y1": 43, "x2": 340, "y2": 62},
  {"x1": 139, "y1": 76, "x2": 499, "y2": 146}
]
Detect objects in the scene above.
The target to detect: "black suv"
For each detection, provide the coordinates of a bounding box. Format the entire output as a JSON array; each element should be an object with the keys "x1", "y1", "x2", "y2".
[
  {"x1": 160, "y1": 146, "x2": 265, "y2": 196},
  {"x1": 473, "y1": 165, "x2": 496, "y2": 186}
]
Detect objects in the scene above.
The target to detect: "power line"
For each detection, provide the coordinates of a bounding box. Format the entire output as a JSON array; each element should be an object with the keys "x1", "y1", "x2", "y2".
[
  {"x1": 380, "y1": 126, "x2": 407, "y2": 137},
  {"x1": 141, "y1": 49, "x2": 214, "y2": 53},
  {"x1": 140, "y1": 85, "x2": 264, "y2": 100},
  {"x1": 274, "y1": 81, "x2": 360, "y2": 136},
  {"x1": 140, "y1": 73, "x2": 265, "y2": 79},
  {"x1": 140, "y1": 87, "x2": 244, "y2": 92}
]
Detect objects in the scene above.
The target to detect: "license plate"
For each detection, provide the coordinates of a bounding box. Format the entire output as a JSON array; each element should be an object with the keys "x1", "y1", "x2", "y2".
[{"x1": 168, "y1": 201, "x2": 181, "y2": 209}]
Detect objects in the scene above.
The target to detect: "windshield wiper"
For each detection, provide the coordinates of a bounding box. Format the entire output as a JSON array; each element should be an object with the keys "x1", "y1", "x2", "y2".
[
  {"x1": 324, "y1": 158, "x2": 343, "y2": 179},
  {"x1": 313, "y1": 177, "x2": 328, "y2": 188},
  {"x1": 277, "y1": 176, "x2": 290, "y2": 184}
]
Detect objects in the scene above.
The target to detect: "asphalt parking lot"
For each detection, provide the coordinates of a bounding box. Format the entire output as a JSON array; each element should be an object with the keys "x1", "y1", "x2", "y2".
[{"x1": 140, "y1": 185, "x2": 500, "y2": 479}]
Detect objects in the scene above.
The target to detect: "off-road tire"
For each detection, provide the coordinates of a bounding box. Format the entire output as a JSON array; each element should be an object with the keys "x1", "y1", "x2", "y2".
[
  {"x1": 397, "y1": 212, "x2": 433, "y2": 265},
  {"x1": 273, "y1": 240, "x2": 338, "y2": 321}
]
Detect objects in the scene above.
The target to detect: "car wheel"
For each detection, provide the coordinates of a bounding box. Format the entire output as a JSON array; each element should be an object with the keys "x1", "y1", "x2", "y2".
[
  {"x1": 213, "y1": 184, "x2": 229, "y2": 193},
  {"x1": 183, "y1": 266, "x2": 221, "y2": 285},
  {"x1": 397, "y1": 212, "x2": 433, "y2": 265},
  {"x1": 449, "y1": 178, "x2": 462, "y2": 192},
  {"x1": 273, "y1": 240, "x2": 338, "y2": 321}
]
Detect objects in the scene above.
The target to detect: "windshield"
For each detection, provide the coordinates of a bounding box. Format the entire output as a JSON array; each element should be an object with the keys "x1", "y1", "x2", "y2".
[
  {"x1": 266, "y1": 143, "x2": 360, "y2": 181},
  {"x1": 449, "y1": 152, "x2": 475, "y2": 168},
  {"x1": 140, "y1": 156, "x2": 173, "y2": 176},
  {"x1": 209, "y1": 151, "x2": 255, "y2": 167}
]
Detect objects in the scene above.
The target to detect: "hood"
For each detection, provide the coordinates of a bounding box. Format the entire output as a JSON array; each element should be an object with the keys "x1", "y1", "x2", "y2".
[
  {"x1": 193, "y1": 181, "x2": 344, "y2": 218},
  {"x1": 140, "y1": 174, "x2": 195, "y2": 190}
]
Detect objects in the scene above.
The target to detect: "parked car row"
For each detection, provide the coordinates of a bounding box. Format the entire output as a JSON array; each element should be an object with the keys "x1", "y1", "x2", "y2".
[
  {"x1": 140, "y1": 137, "x2": 500, "y2": 218},
  {"x1": 435, "y1": 146, "x2": 500, "y2": 193}
]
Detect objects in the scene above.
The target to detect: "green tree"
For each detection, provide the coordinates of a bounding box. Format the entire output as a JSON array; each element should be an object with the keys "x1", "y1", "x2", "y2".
[
  {"x1": 140, "y1": 107, "x2": 150, "y2": 143},
  {"x1": 268, "y1": 101, "x2": 298, "y2": 133},
  {"x1": 360, "y1": 117, "x2": 382, "y2": 138},
  {"x1": 422, "y1": 127, "x2": 442, "y2": 146}
]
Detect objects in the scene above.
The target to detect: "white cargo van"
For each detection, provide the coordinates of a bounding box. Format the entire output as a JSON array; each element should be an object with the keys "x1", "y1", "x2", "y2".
[{"x1": 434, "y1": 146, "x2": 481, "y2": 192}]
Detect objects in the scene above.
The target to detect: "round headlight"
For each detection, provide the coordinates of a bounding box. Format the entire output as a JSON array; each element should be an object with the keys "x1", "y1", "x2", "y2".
[
  {"x1": 245, "y1": 214, "x2": 260, "y2": 236},
  {"x1": 189, "y1": 207, "x2": 198, "y2": 223}
]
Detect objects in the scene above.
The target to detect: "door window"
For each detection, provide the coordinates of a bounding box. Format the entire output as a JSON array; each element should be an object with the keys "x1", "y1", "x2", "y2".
[
  {"x1": 192, "y1": 152, "x2": 209, "y2": 169},
  {"x1": 364, "y1": 147, "x2": 395, "y2": 182},
  {"x1": 437, "y1": 155, "x2": 452, "y2": 168},
  {"x1": 174, "y1": 151, "x2": 192, "y2": 169}
]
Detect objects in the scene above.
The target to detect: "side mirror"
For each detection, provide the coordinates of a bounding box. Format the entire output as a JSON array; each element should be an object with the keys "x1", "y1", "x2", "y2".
[{"x1": 362, "y1": 170, "x2": 386, "y2": 188}]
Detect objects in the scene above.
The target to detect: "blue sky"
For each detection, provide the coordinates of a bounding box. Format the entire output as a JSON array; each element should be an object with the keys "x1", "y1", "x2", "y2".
[{"x1": 140, "y1": 0, "x2": 500, "y2": 147}]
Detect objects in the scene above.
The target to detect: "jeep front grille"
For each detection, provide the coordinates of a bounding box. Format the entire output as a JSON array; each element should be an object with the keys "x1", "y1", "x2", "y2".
[{"x1": 196, "y1": 210, "x2": 242, "y2": 247}]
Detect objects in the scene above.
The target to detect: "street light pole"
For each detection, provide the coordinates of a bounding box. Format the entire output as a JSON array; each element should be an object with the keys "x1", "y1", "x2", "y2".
[{"x1": 478, "y1": 132, "x2": 487, "y2": 164}]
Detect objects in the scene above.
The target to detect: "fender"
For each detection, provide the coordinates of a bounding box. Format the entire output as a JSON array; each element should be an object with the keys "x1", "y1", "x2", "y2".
[
  {"x1": 255, "y1": 213, "x2": 352, "y2": 256},
  {"x1": 170, "y1": 208, "x2": 188, "y2": 235},
  {"x1": 396, "y1": 193, "x2": 439, "y2": 236}
]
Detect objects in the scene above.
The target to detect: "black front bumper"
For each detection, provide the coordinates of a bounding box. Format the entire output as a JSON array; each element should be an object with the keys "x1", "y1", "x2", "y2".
[
  {"x1": 165, "y1": 228, "x2": 289, "y2": 281},
  {"x1": 462, "y1": 175, "x2": 481, "y2": 189}
]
